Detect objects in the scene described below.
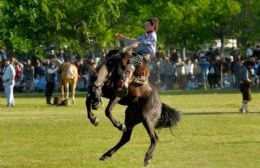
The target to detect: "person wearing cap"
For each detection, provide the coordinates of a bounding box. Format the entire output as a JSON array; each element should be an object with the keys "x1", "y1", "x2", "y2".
[
  {"x1": 239, "y1": 59, "x2": 254, "y2": 113},
  {"x1": 45, "y1": 60, "x2": 59, "y2": 105},
  {"x1": 2, "y1": 58, "x2": 16, "y2": 107}
]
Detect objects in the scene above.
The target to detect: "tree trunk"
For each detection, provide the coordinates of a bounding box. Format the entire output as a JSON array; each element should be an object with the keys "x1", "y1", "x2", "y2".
[{"x1": 220, "y1": 27, "x2": 225, "y2": 88}]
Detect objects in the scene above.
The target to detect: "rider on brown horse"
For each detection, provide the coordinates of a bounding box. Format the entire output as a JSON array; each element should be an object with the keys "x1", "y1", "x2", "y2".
[{"x1": 94, "y1": 17, "x2": 158, "y2": 97}]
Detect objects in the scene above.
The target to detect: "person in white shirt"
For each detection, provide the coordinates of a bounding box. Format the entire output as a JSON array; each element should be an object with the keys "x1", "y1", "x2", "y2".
[{"x1": 2, "y1": 58, "x2": 16, "y2": 107}]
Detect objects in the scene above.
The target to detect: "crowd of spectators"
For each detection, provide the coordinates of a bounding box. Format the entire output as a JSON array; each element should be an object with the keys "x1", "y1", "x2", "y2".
[
  {"x1": 0, "y1": 45, "x2": 260, "y2": 93},
  {"x1": 149, "y1": 45, "x2": 260, "y2": 91},
  {"x1": 0, "y1": 48, "x2": 100, "y2": 93}
]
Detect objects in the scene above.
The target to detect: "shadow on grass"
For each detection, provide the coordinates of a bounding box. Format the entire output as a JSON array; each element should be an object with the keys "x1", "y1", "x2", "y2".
[
  {"x1": 160, "y1": 89, "x2": 260, "y2": 96},
  {"x1": 0, "y1": 104, "x2": 8, "y2": 108},
  {"x1": 183, "y1": 111, "x2": 260, "y2": 116},
  {"x1": 2, "y1": 89, "x2": 260, "y2": 98},
  {"x1": 217, "y1": 141, "x2": 260, "y2": 145}
]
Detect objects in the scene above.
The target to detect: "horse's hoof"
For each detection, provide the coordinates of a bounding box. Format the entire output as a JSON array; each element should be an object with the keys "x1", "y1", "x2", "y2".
[
  {"x1": 121, "y1": 124, "x2": 127, "y2": 132},
  {"x1": 94, "y1": 118, "x2": 99, "y2": 126},
  {"x1": 144, "y1": 158, "x2": 151, "y2": 166},
  {"x1": 144, "y1": 156, "x2": 152, "y2": 166},
  {"x1": 99, "y1": 155, "x2": 109, "y2": 161},
  {"x1": 92, "y1": 118, "x2": 99, "y2": 126}
]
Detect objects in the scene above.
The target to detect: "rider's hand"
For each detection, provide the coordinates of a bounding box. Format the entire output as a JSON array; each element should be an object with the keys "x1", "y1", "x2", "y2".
[
  {"x1": 122, "y1": 47, "x2": 126, "y2": 53},
  {"x1": 115, "y1": 33, "x2": 124, "y2": 40}
]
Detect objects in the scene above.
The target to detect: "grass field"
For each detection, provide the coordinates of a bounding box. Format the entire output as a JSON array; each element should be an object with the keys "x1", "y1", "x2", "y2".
[{"x1": 0, "y1": 91, "x2": 259, "y2": 168}]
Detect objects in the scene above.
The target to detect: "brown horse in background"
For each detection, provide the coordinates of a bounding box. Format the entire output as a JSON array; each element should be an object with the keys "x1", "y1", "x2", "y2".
[
  {"x1": 86, "y1": 50, "x2": 180, "y2": 166},
  {"x1": 60, "y1": 63, "x2": 78, "y2": 104}
]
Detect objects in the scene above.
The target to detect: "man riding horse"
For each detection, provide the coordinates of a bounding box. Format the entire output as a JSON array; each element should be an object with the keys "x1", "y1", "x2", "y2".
[
  {"x1": 86, "y1": 18, "x2": 181, "y2": 166},
  {"x1": 94, "y1": 17, "x2": 158, "y2": 97}
]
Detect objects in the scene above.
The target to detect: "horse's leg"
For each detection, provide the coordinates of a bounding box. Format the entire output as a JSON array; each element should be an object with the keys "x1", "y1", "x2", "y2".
[
  {"x1": 99, "y1": 126, "x2": 133, "y2": 161},
  {"x1": 143, "y1": 118, "x2": 158, "y2": 166},
  {"x1": 100, "y1": 107, "x2": 140, "y2": 160},
  {"x1": 61, "y1": 84, "x2": 64, "y2": 99},
  {"x1": 105, "y1": 97, "x2": 126, "y2": 132},
  {"x1": 72, "y1": 80, "x2": 77, "y2": 104},
  {"x1": 86, "y1": 97, "x2": 99, "y2": 126},
  {"x1": 65, "y1": 82, "x2": 69, "y2": 99}
]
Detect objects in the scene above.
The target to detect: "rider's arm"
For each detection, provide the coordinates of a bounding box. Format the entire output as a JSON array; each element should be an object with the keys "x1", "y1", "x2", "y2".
[
  {"x1": 116, "y1": 33, "x2": 139, "y2": 45},
  {"x1": 122, "y1": 41, "x2": 140, "y2": 52},
  {"x1": 122, "y1": 37, "x2": 139, "y2": 45}
]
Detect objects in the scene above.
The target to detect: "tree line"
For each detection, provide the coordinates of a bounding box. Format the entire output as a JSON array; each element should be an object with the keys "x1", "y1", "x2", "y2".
[{"x1": 0, "y1": 0, "x2": 259, "y2": 58}]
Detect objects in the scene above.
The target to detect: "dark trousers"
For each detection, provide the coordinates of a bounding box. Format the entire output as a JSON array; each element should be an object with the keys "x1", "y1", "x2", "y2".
[
  {"x1": 239, "y1": 81, "x2": 252, "y2": 101},
  {"x1": 208, "y1": 74, "x2": 218, "y2": 89},
  {"x1": 45, "y1": 82, "x2": 55, "y2": 104}
]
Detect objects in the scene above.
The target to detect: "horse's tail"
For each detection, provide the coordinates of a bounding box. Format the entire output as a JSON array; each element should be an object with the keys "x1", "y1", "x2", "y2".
[{"x1": 155, "y1": 103, "x2": 181, "y2": 129}]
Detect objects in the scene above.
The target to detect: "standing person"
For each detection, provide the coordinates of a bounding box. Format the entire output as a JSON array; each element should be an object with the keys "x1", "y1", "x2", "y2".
[
  {"x1": 239, "y1": 60, "x2": 254, "y2": 113},
  {"x1": 23, "y1": 59, "x2": 35, "y2": 92},
  {"x1": 253, "y1": 45, "x2": 260, "y2": 61},
  {"x1": 175, "y1": 57, "x2": 186, "y2": 90},
  {"x1": 45, "y1": 60, "x2": 59, "y2": 105},
  {"x1": 2, "y1": 58, "x2": 16, "y2": 107},
  {"x1": 208, "y1": 60, "x2": 219, "y2": 89},
  {"x1": 94, "y1": 17, "x2": 159, "y2": 96}
]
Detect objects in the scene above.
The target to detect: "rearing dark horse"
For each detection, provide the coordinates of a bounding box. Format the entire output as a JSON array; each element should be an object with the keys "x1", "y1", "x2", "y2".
[{"x1": 86, "y1": 50, "x2": 180, "y2": 166}]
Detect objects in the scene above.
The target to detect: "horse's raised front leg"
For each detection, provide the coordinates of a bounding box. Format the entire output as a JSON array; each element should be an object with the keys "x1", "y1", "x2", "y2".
[
  {"x1": 105, "y1": 97, "x2": 126, "y2": 132},
  {"x1": 86, "y1": 97, "x2": 99, "y2": 126},
  {"x1": 142, "y1": 118, "x2": 158, "y2": 166}
]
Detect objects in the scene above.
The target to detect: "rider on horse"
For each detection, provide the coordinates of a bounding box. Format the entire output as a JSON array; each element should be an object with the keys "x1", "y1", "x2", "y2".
[{"x1": 94, "y1": 17, "x2": 159, "y2": 96}]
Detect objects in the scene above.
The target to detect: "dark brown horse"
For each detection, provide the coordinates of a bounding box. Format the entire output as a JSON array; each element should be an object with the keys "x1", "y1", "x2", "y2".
[{"x1": 86, "y1": 50, "x2": 180, "y2": 166}]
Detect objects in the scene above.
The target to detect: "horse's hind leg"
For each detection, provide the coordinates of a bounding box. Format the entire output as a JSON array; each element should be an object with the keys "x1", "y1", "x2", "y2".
[
  {"x1": 61, "y1": 84, "x2": 64, "y2": 99},
  {"x1": 100, "y1": 106, "x2": 141, "y2": 161},
  {"x1": 72, "y1": 81, "x2": 77, "y2": 104},
  {"x1": 65, "y1": 83, "x2": 69, "y2": 99},
  {"x1": 99, "y1": 126, "x2": 133, "y2": 161},
  {"x1": 105, "y1": 97, "x2": 126, "y2": 132},
  {"x1": 143, "y1": 118, "x2": 158, "y2": 166}
]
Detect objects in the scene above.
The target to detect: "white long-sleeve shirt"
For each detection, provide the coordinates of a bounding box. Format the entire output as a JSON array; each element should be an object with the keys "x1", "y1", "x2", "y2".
[{"x1": 3, "y1": 64, "x2": 16, "y2": 83}]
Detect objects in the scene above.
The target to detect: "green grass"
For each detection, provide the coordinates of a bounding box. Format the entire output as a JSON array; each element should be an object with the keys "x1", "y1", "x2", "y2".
[{"x1": 0, "y1": 91, "x2": 259, "y2": 168}]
